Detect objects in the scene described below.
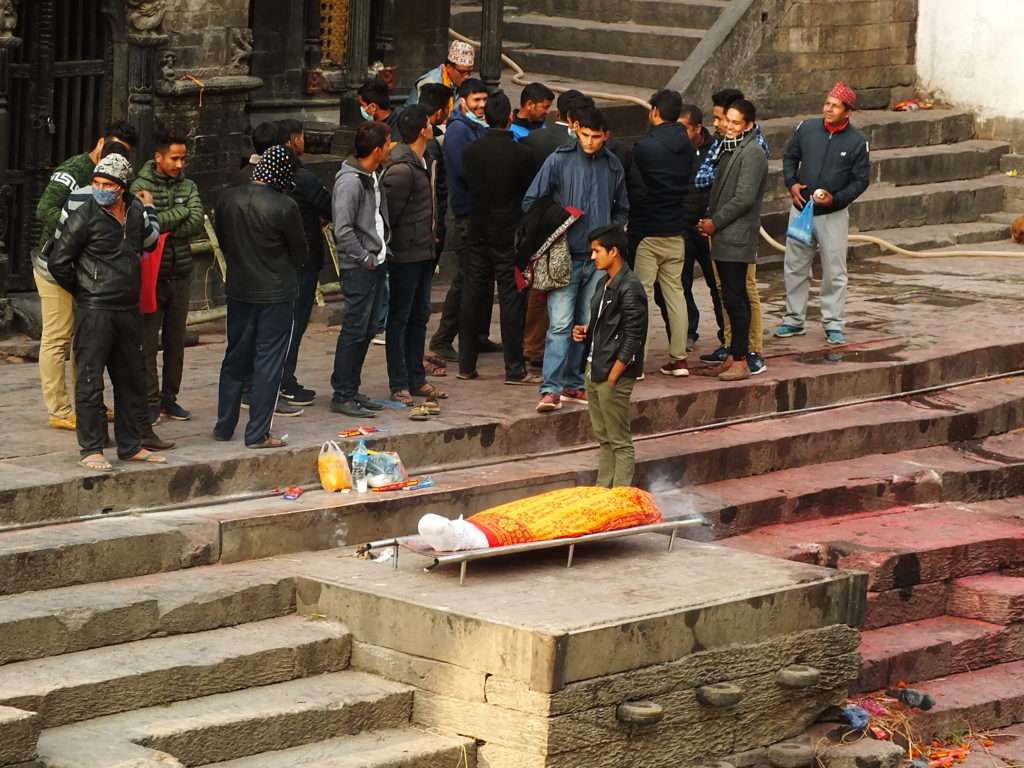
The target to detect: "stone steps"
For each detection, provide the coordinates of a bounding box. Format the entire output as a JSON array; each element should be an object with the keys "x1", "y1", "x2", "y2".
[
  {"x1": 949, "y1": 573, "x2": 1024, "y2": 624},
  {"x1": 36, "y1": 672, "x2": 415, "y2": 768},
  {"x1": 758, "y1": 109, "x2": 976, "y2": 153},
  {"x1": 763, "y1": 140, "x2": 1009, "y2": 204},
  {"x1": 512, "y1": 0, "x2": 727, "y2": 28},
  {"x1": 507, "y1": 46, "x2": 681, "y2": 90},
  {"x1": 5, "y1": 367, "x2": 1024, "y2": 596},
  {"x1": 847, "y1": 220, "x2": 1013, "y2": 261},
  {"x1": 856, "y1": 615, "x2": 1015, "y2": 692},
  {"x1": 0, "y1": 560, "x2": 298, "y2": 665},
  {"x1": 0, "y1": 615, "x2": 350, "y2": 728},
  {"x1": 197, "y1": 728, "x2": 476, "y2": 768}
]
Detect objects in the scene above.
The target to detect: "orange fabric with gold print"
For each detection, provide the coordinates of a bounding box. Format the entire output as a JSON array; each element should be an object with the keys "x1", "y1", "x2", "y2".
[{"x1": 466, "y1": 486, "x2": 662, "y2": 547}]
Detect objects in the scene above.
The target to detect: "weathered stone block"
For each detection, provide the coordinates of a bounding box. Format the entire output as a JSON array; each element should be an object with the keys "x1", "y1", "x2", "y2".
[
  {"x1": 0, "y1": 706, "x2": 40, "y2": 765},
  {"x1": 817, "y1": 737, "x2": 905, "y2": 768},
  {"x1": 350, "y1": 640, "x2": 487, "y2": 703}
]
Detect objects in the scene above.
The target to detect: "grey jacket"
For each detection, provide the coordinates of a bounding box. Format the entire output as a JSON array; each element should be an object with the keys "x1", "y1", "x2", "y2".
[
  {"x1": 708, "y1": 131, "x2": 769, "y2": 264},
  {"x1": 332, "y1": 158, "x2": 390, "y2": 271}
]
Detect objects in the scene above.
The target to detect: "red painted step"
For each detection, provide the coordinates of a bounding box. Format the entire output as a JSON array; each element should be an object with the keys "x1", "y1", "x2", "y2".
[
  {"x1": 724, "y1": 500, "x2": 1024, "y2": 591},
  {"x1": 865, "y1": 581, "x2": 949, "y2": 630},
  {"x1": 856, "y1": 615, "x2": 1009, "y2": 692},
  {"x1": 950, "y1": 573, "x2": 1024, "y2": 625},
  {"x1": 899, "y1": 659, "x2": 1024, "y2": 742}
]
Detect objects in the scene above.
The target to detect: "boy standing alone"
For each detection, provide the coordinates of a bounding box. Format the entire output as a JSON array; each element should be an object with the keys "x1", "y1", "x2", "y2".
[{"x1": 573, "y1": 225, "x2": 647, "y2": 488}]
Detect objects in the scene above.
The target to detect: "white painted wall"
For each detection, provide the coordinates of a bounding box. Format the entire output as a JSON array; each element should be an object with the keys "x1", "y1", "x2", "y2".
[{"x1": 916, "y1": 0, "x2": 1024, "y2": 119}]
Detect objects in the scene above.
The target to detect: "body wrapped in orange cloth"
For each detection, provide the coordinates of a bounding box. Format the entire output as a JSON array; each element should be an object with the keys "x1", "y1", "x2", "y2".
[{"x1": 417, "y1": 487, "x2": 662, "y2": 551}]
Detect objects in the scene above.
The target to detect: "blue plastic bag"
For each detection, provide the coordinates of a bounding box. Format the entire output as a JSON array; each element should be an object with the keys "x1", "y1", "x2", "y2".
[{"x1": 786, "y1": 200, "x2": 815, "y2": 246}]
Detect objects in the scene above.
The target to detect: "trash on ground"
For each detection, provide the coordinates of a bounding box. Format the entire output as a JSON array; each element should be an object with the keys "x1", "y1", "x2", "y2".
[{"x1": 319, "y1": 440, "x2": 353, "y2": 492}]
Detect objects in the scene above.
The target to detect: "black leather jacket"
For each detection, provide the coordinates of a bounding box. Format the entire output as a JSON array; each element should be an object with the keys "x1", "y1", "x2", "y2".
[
  {"x1": 49, "y1": 196, "x2": 156, "y2": 311},
  {"x1": 585, "y1": 265, "x2": 648, "y2": 383},
  {"x1": 214, "y1": 183, "x2": 307, "y2": 304}
]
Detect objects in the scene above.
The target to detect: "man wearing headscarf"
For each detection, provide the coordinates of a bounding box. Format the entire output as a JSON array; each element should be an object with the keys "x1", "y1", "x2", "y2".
[
  {"x1": 407, "y1": 40, "x2": 476, "y2": 115},
  {"x1": 213, "y1": 146, "x2": 308, "y2": 449},
  {"x1": 776, "y1": 82, "x2": 870, "y2": 346},
  {"x1": 48, "y1": 154, "x2": 169, "y2": 472}
]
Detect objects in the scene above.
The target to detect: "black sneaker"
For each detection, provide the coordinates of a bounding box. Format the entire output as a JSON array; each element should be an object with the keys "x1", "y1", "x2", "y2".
[
  {"x1": 354, "y1": 392, "x2": 384, "y2": 411},
  {"x1": 148, "y1": 404, "x2": 161, "y2": 425},
  {"x1": 330, "y1": 399, "x2": 376, "y2": 418},
  {"x1": 161, "y1": 401, "x2": 191, "y2": 421},
  {"x1": 699, "y1": 346, "x2": 729, "y2": 364},
  {"x1": 747, "y1": 352, "x2": 768, "y2": 376},
  {"x1": 281, "y1": 384, "x2": 316, "y2": 406},
  {"x1": 274, "y1": 402, "x2": 304, "y2": 417},
  {"x1": 240, "y1": 393, "x2": 250, "y2": 410}
]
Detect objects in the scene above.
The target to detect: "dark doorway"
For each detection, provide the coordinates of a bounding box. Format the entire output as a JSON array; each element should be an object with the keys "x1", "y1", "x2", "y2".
[{"x1": 2, "y1": 0, "x2": 113, "y2": 293}]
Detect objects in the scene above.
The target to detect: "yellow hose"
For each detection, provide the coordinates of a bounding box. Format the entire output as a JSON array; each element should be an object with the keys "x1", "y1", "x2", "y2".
[{"x1": 450, "y1": 28, "x2": 1021, "y2": 260}]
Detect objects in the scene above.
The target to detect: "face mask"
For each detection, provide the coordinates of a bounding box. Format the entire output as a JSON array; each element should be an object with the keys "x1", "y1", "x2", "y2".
[
  {"x1": 93, "y1": 187, "x2": 120, "y2": 207},
  {"x1": 466, "y1": 111, "x2": 487, "y2": 127},
  {"x1": 359, "y1": 106, "x2": 372, "y2": 122}
]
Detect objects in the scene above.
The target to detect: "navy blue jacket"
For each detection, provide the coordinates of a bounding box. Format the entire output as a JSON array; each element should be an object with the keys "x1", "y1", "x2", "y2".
[
  {"x1": 783, "y1": 119, "x2": 870, "y2": 215},
  {"x1": 443, "y1": 111, "x2": 487, "y2": 218},
  {"x1": 629, "y1": 122, "x2": 696, "y2": 238},
  {"x1": 522, "y1": 143, "x2": 629, "y2": 258}
]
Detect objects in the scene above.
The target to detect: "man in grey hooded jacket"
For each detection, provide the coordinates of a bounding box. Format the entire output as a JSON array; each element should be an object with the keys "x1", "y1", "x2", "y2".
[{"x1": 330, "y1": 122, "x2": 392, "y2": 418}]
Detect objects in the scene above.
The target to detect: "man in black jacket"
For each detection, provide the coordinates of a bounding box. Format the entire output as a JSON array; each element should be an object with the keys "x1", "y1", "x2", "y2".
[
  {"x1": 382, "y1": 106, "x2": 442, "y2": 406},
  {"x1": 629, "y1": 89, "x2": 695, "y2": 378},
  {"x1": 279, "y1": 119, "x2": 333, "y2": 406},
  {"x1": 777, "y1": 82, "x2": 870, "y2": 346},
  {"x1": 460, "y1": 91, "x2": 540, "y2": 384},
  {"x1": 49, "y1": 153, "x2": 169, "y2": 471},
  {"x1": 572, "y1": 225, "x2": 647, "y2": 488},
  {"x1": 213, "y1": 146, "x2": 307, "y2": 449}
]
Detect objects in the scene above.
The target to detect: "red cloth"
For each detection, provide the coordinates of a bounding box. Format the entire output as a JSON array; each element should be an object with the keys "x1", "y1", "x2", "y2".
[
  {"x1": 829, "y1": 81, "x2": 857, "y2": 109},
  {"x1": 139, "y1": 232, "x2": 170, "y2": 314},
  {"x1": 825, "y1": 117, "x2": 850, "y2": 135}
]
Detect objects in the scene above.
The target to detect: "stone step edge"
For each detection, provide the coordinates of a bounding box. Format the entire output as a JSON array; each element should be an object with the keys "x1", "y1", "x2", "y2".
[{"x1": 36, "y1": 671, "x2": 414, "y2": 768}]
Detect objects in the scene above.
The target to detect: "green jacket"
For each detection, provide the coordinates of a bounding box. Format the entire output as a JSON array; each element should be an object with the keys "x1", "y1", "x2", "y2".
[
  {"x1": 35, "y1": 152, "x2": 95, "y2": 248},
  {"x1": 129, "y1": 160, "x2": 204, "y2": 280}
]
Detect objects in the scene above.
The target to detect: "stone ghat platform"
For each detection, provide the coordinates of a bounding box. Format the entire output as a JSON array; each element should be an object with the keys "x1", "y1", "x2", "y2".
[{"x1": 3, "y1": 246, "x2": 1024, "y2": 529}]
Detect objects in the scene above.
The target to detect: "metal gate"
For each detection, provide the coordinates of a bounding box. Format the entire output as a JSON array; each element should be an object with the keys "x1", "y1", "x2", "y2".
[{"x1": 3, "y1": 0, "x2": 112, "y2": 293}]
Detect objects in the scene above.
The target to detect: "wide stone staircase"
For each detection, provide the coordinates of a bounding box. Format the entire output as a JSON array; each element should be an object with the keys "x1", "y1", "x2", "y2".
[{"x1": 4, "y1": 114, "x2": 1024, "y2": 766}]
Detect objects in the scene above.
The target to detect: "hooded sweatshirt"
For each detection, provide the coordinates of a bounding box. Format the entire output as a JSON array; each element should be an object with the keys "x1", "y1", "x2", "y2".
[
  {"x1": 332, "y1": 157, "x2": 390, "y2": 271},
  {"x1": 628, "y1": 122, "x2": 696, "y2": 238},
  {"x1": 443, "y1": 110, "x2": 487, "y2": 218}
]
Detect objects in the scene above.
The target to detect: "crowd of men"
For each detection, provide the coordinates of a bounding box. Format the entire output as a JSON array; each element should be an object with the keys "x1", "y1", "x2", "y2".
[{"x1": 31, "y1": 37, "x2": 871, "y2": 484}]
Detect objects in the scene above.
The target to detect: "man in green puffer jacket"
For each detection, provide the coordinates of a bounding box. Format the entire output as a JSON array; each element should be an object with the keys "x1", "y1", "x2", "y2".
[{"x1": 129, "y1": 130, "x2": 205, "y2": 424}]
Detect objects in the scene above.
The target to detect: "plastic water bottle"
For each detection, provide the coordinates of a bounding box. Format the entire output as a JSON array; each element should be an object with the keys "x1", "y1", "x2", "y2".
[{"x1": 352, "y1": 440, "x2": 369, "y2": 494}]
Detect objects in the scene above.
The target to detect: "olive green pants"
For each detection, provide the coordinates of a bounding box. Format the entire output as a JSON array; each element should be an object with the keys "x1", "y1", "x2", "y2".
[{"x1": 585, "y1": 368, "x2": 637, "y2": 488}]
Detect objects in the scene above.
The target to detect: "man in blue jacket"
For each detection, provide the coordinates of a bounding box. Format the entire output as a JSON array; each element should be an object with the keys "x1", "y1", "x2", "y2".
[
  {"x1": 429, "y1": 78, "x2": 494, "y2": 363},
  {"x1": 522, "y1": 106, "x2": 629, "y2": 413},
  {"x1": 776, "y1": 82, "x2": 870, "y2": 346}
]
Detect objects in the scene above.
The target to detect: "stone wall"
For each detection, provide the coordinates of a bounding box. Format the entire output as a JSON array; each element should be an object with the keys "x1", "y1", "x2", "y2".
[{"x1": 670, "y1": 0, "x2": 918, "y2": 119}]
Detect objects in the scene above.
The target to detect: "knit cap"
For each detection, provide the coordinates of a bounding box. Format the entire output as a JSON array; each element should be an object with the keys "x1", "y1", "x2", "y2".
[
  {"x1": 448, "y1": 40, "x2": 474, "y2": 67},
  {"x1": 829, "y1": 81, "x2": 857, "y2": 110},
  {"x1": 94, "y1": 153, "x2": 133, "y2": 189},
  {"x1": 251, "y1": 145, "x2": 296, "y2": 193}
]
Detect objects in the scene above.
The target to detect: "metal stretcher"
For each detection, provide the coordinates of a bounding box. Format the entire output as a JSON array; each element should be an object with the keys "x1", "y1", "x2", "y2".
[{"x1": 359, "y1": 518, "x2": 709, "y2": 585}]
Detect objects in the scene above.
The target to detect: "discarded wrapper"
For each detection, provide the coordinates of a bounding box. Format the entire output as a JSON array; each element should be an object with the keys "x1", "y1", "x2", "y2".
[{"x1": 283, "y1": 486, "x2": 304, "y2": 501}]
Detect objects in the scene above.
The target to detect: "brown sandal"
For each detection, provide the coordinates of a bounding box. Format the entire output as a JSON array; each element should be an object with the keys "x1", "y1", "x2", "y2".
[
  {"x1": 248, "y1": 435, "x2": 288, "y2": 449},
  {"x1": 408, "y1": 404, "x2": 432, "y2": 421},
  {"x1": 424, "y1": 355, "x2": 447, "y2": 377},
  {"x1": 415, "y1": 383, "x2": 448, "y2": 399},
  {"x1": 390, "y1": 389, "x2": 414, "y2": 406}
]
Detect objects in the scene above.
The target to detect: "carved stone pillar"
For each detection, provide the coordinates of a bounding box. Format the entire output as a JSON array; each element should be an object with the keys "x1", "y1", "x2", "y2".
[
  {"x1": 303, "y1": 0, "x2": 323, "y2": 94},
  {"x1": 340, "y1": 0, "x2": 370, "y2": 127},
  {"x1": 0, "y1": 0, "x2": 22, "y2": 302},
  {"x1": 126, "y1": 0, "x2": 168, "y2": 159},
  {"x1": 480, "y1": 0, "x2": 503, "y2": 90}
]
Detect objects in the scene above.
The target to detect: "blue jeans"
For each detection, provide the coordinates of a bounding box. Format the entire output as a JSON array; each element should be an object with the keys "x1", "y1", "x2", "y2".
[
  {"x1": 385, "y1": 260, "x2": 433, "y2": 394},
  {"x1": 542, "y1": 257, "x2": 604, "y2": 395},
  {"x1": 331, "y1": 266, "x2": 386, "y2": 402}
]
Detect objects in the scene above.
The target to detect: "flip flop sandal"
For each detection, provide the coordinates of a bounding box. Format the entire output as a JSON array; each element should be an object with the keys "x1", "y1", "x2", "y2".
[
  {"x1": 408, "y1": 404, "x2": 432, "y2": 421},
  {"x1": 424, "y1": 356, "x2": 447, "y2": 377},
  {"x1": 417, "y1": 383, "x2": 449, "y2": 398},
  {"x1": 248, "y1": 435, "x2": 288, "y2": 449},
  {"x1": 422, "y1": 400, "x2": 442, "y2": 416},
  {"x1": 125, "y1": 450, "x2": 167, "y2": 463},
  {"x1": 79, "y1": 454, "x2": 113, "y2": 472},
  {"x1": 390, "y1": 389, "x2": 414, "y2": 406}
]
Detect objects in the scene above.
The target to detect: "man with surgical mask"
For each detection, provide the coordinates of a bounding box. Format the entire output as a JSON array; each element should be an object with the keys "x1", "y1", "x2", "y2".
[
  {"x1": 49, "y1": 154, "x2": 169, "y2": 472},
  {"x1": 357, "y1": 79, "x2": 402, "y2": 134},
  {"x1": 429, "y1": 78, "x2": 498, "y2": 363}
]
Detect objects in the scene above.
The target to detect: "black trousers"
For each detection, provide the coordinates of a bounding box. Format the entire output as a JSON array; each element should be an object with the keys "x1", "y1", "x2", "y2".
[
  {"x1": 143, "y1": 275, "x2": 191, "y2": 406},
  {"x1": 716, "y1": 261, "x2": 752, "y2": 359},
  {"x1": 682, "y1": 231, "x2": 724, "y2": 343},
  {"x1": 73, "y1": 306, "x2": 146, "y2": 459},
  {"x1": 215, "y1": 299, "x2": 293, "y2": 446},
  {"x1": 431, "y1": 216, "x2": 493, "y2": 350},
  {"x1": 386, "y1": 260, "x2": 433, "y2": 394},
  {"x1": 459, "y1": 238, "x2": 525, "y2": 378},
  {"x1": 282, "y1": 264, "x2": 320, "y2": 392}
]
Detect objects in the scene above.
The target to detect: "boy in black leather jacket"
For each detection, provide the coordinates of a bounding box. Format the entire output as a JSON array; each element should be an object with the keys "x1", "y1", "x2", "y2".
[{"x1": 572, "y1": 225, "x2": 647, "y2": 487}]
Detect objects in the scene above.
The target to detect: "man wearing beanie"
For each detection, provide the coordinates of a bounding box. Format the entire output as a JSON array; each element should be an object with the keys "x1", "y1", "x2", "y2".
[
  {"x1": 213, "y1": 145, "x2": 307, "y2": 449},
  {"x1": 776, "y1": 82, "x2": 871, "y2": 346},
  {"x1": 49, "y1": 154, "x2": 169, "y2": 472},
  {"x1": 408, "y1": 39, "x2": 475, "y2": 114}
]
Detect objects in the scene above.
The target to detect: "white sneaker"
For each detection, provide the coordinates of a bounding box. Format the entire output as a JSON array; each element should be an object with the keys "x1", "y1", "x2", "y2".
[{"x1": 372, "y1": 334, "x2": 386, "y2": 346}]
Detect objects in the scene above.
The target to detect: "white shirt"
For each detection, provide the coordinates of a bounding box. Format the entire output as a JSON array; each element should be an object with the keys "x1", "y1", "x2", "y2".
[{"x1": 372, "y1": 173, "x2": 387, "y2": 266}]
